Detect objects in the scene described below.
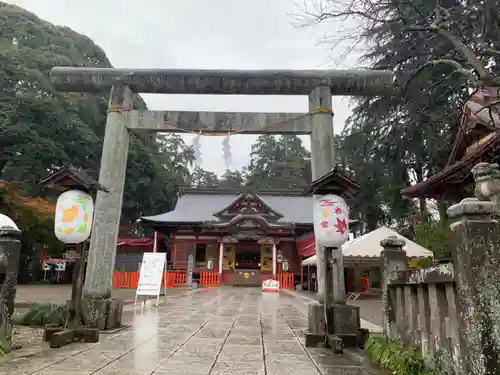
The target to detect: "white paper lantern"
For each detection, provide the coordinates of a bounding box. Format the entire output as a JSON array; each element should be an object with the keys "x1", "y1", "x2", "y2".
[
  {"x1": 0, "y1": 214, "x2": 19, "y2": 231},
  {"x1": 54, "y1": 189, "x2": 94, "y2": 244},
  {"x1": 313, "y1": 194, "x2": 349, "y2": 248}
]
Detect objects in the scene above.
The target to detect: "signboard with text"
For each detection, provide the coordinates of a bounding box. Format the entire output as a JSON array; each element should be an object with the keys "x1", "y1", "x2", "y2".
[
  {"x1": 42, "y1": 258, "x2": 67, "y2": 272},
  {"x1": 262, "y1": 279, "x2": 280, "y2": 292},
  {"x1": 136, "y1": 252, "x2": 166, "y2": 297}
]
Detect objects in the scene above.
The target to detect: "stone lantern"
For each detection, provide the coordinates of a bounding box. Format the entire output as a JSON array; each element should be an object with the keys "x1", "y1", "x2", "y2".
[
  {"x1": 302, "y1": 169, "x2": 363, "y2": 352},
  {"x1": 0, "y1": 214, "x2": 22, "y2": 345}
]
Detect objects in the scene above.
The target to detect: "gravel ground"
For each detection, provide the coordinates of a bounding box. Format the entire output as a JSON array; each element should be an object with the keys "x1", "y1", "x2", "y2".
[{"x1": 9, "y1": 326, "x2": 44, "y2": 353}]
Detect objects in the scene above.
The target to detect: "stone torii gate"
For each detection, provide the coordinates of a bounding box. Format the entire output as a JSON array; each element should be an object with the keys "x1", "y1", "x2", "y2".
[{"x1": 50, "y1": 67, "x2": 394, "y2": 329}]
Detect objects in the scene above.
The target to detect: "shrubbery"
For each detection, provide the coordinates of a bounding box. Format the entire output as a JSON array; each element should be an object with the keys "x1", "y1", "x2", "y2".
[
  {"x1": 0, "y1": 339, "x2": 11, "y2": 356},
  {"x1": 364, "y1": 335, "x2": 433, "y2": 375},
  {"x1": 14, "y1": 303, "x2": 69, "y2": 327}
]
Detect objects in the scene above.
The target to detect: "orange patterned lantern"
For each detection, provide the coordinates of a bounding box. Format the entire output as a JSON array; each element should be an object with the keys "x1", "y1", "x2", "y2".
[{"x1": 54, "y1": 190, "x2": 94, "y2": 244}]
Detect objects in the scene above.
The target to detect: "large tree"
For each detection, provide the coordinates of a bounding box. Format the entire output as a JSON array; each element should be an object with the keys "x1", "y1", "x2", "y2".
[
  {"x1": 246, "y1": 135, "x2": 311, "y2": 189},
  {"x1": 299, "y1": 0, "x2": 500, "y2": 230},
  {"x1": 0, "y1": 2, "x2": 195, "y2": 226},
  {"x1": 218, "y1": 169, "x2": 246, "y2": 189},
  {"x1": 190, "y1": 166, "x2": 219, "y2": 188}
]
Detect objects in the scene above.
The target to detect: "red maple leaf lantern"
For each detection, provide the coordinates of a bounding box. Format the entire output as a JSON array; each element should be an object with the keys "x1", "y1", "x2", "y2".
[
  {"x1": 334, "y1": 218, "x2": 348, "y2": 235},
  {"x1": 314, "y1": 194, "x2": 349, "y2": 247}
]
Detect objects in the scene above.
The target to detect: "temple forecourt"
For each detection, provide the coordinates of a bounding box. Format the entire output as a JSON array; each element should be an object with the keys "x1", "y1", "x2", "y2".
[{"x1": 49, "y1": 67, "x2": 394, "y2": 333}]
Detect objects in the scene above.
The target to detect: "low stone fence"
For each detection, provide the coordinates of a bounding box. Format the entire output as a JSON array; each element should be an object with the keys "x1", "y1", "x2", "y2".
[
  {"x1": 380, "y1": 163, "x2": 500, "y2": 375},
  {"x1": 384, "y1": 258, "x2": 460, "y2": 373}
]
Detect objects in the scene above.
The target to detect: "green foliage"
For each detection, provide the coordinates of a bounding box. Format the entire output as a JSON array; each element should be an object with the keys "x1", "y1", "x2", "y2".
[
  {"x1": 190, "y1": 166, "x2": 219, "y2": 188},
  {"x1": 414, "y1": 219, "x2": 453, "y2": 260},
  {"x1": 246, "y1": 135, "x2": 311, "y2": 189},
  {"x1": 309, "y1": 0, "x2": 500, "y2": 230},
  {"x1": 0, "y1": 3, "x2": 197, "y2": 226},
  {"x1": 364, "y1": 335, "x2": 433, "y2": 375},
  {"x1": 218, "y1": 169, "x2": 246, "y2": 189},
  {"x1": 14, "y1": 303, "x2": 69, "y2": 327},
  {"x1": 0, "y1": 339, "x2": 11, "y2": 356}
]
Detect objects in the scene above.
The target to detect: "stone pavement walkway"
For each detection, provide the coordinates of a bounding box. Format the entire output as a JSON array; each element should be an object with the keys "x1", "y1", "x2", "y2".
[{"x1": 2, "y1": 288, "x2": 384, "y2": 375}]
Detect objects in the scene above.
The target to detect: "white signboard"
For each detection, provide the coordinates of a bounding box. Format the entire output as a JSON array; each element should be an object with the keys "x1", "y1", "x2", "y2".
[
  {"x1": 262, "y1": 279, "x2": 280, "y2": 292},
  {"x1": 313, "y1": 194, "x2": 349, "y2": 248},
  {"x1": 42, "y1": 258, "x2": 67, "y2": 272},
  {"x1": 136, "y1": 252, "x2": 166, "y2": 306}
]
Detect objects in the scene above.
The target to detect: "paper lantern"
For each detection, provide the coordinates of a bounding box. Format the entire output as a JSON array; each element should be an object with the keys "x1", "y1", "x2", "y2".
[
  {"x1": 313, "y1": 194, "x2": 349, "y2": 248},
  {"x1": 0, "y1": 214, "x2": 19, "y2": 231},
  {"x1": 54, "y1": 189, "x2": 94, "y2": 244}
]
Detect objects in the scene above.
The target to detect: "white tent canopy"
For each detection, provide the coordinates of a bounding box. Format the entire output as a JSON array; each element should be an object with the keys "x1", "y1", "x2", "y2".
[{"x1": 302, "y1": 226, "x2": 433, "y2": 266}]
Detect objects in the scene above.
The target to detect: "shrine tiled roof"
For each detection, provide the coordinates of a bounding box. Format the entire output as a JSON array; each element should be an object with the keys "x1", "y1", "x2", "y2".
[{"x1": 139, "y1": 189, "x2": 314, "y2": 225}]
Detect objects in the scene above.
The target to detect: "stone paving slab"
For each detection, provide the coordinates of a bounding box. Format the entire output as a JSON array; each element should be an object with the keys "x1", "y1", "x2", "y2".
[{"x1": 2, "y1": 287, "x2": 385, "y2": 375}]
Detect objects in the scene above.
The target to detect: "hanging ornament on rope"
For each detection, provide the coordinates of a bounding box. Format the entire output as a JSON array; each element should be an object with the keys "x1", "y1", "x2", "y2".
[
  {"x1": 222, "y1": 132, "x2": 232, "y2": 169},
  {"x1": 192, "y1": 132, "x2": 202, "y2": 166}
]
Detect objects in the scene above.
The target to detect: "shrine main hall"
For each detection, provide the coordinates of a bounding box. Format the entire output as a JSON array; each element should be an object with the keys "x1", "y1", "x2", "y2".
[{"x1": 132, "y1": 188, "x2": 317, "y2": 287}]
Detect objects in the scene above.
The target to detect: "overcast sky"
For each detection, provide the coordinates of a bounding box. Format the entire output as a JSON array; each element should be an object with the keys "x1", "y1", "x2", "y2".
[{"x1": 8, "y1": 0, "x2": 362, "y2": 175}]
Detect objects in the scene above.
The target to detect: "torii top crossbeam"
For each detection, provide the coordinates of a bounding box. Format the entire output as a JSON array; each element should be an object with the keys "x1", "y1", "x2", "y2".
[{"x1": 50, "y1": 67, "x2": 394, "y2": 96}]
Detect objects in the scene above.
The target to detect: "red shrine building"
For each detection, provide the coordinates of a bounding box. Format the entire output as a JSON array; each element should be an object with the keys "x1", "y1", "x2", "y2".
[{"x1": 133, "y1": 188, "x2": 317, "y2": 287}]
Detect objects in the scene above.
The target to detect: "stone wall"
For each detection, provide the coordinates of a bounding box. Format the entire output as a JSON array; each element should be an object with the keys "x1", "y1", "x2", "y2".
[
  {"x1": 381, "y1": 162, "x2": 500, "y2": 375},
  {"x1": 383, "y1": 260, "x2": 460, "y2": 373}
]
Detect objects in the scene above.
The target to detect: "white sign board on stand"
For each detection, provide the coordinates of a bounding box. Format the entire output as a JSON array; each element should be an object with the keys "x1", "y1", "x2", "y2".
[{"x1": 135, "y1": 252, "x2": 167, "y2": 307}]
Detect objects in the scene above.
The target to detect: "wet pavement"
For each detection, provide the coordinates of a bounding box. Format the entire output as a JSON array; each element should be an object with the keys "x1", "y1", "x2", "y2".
[{"x1": 2, "y1": 288, "x2": 383, "y2": 375}]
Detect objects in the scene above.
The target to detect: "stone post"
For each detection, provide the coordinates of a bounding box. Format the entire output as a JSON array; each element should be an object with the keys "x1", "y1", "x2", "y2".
[
  {"x1": 81, "y1": 81, "x2": 132, "y2": 329},
  {"x1": 380, "y1": 236, "x2": 407, "y2": 340},
  {"x1": 308, "y1": 86, "x2": 336, "y2": 302},
  {"x1": 472, "y1": 162, "x2": 500, "y2": 212},
  {"x1": 0, "y1": 215, "x2": 21, "y2": 345},
  {"x1": 448, "y1": 197, "x2": 500, "y2": 374}
]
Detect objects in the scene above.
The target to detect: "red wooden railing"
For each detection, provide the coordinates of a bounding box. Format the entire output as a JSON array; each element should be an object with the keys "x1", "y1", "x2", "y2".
[
  {"x1": 113, "y1": 271, "x2": 139, "y2": 288},
  {"x1": 278, "y1": 272, "x2": 294, "y2": 288},
  {"x1": 165, "y1": 271, "x2": 187, "y2": 287},
  {"x1": 113, "y1": 271, "x2": 188, "y2": 289},
  {"x1": 200, "y1": 272, "x2": 220, "y2": 287},
  {"x1": 113, "y1": 271, "x2": 293, "y2": 289}
]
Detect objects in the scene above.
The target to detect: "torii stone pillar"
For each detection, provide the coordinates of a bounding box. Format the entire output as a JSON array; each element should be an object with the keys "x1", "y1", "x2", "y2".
[
  {"x1": 81, "y1": 81, "x2": 133, "y2": 328},
  {"x1": 49, "y1": 67, "x2": 394, "y2": 328},
  {"x1": 308, "y1": 86, "x2": 339, "y2": 303}
]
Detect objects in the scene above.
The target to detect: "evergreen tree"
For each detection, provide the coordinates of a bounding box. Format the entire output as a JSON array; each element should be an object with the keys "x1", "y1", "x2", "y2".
[
  {"x1": 302, "y1": 0, "x2": 500, "y2": 230},
  {"x1": 246, "y1": 135, "x2": 311, "y2": 189}
]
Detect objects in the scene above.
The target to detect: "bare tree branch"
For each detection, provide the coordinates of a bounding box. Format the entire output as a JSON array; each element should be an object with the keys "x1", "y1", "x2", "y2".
[
  {"x1": 409, "y1": 24, "x2": 492, "y2": 82},
  {"x1": 404, "y1": 59, "x2": 478, "y2": 98}
]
